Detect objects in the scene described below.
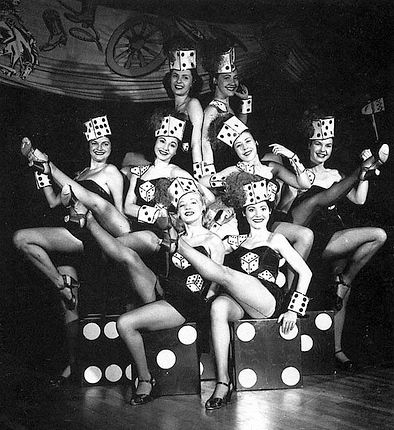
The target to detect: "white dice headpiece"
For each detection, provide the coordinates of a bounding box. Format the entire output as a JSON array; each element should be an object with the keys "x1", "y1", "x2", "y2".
[
  {"x1": 310, "y1": 116, "x2": 335, "y2": 140},
  {"x1": 243, "y1": 179, "x2": 278, "y2": 207},
  {"x1": 84, "y1": 115, "x2": 111, "y2": 142},
  {"x1": 168, "y1": 177, "x2": 199, "y2": 208},
  {"x1": 169, "y1": 49, "x2": 197, "y2": 70},
  {"x1": 217, "y1": 115, "x2": 249, "y2": 147},
  {"x1": 155, "y1": 115, "x2": 186, "y2": 142},
  {"x1": 216, "y1": 47, "x2": 236, "y2": 73}
]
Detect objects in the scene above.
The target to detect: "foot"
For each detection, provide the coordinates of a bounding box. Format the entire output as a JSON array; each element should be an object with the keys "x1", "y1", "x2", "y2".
[
  {"x1": 49, "y1": 365, "x2": 72, "y2": 388},
  {"x1": 63, "y1": 192, "x2": 88, "y2": 228},
  {"x1": 130, "y1": 377, "x2": 156, "y2": 406},
  {"x1": 359, "y1": 144, "x2": 389, "y2": 181},
  {"x1": 60, "y1": 184, "x2": 75, "y2": 208},
  {"x1": 58, "y1": 275, "x2": 79, "y2": 311},
  {"x1": 21, "y1": 137, "x2": 50, "y2": 174},
  {"x1": 335, "y1": 350, "x2": 355, "y2": 371},
  {"x1": 332, "y1": 274, "x2": 351, "y2": 312},
  {"x1": 205, "y1": 380, "x2": 233, "y2": 410}
]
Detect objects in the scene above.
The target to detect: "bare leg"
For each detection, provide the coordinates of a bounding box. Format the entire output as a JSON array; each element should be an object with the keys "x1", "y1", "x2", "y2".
[
  {"x1": 323, "y1": 227, "x2": 387, "y2": 362},
  {"x1": 210, "y1": 295, "x2": 244, "y2": 398},
  {"x1": 86, "y1": 214, "x2": 159, "y2": 303},
  {"x1": 13, "y1": 227, "x2": 83, "y2": 301},
  {"x1": 177, "y1": 237, "x2": 276, "y2": 318},
  {"x1": 271, "y1": 222, "x2": 314, "y2": 291},
  {"x1": 116, "y1": 301, "x2": 185, "y2": 395},
  {"x1": 117, "y1": 231, "x2": 162, "y2": 255},
  {"x1": 291, "y1": 168, "x2": 360, "y2": 226},
  {"x1": 49, "y1": 162, "x2": 130, "y2": 236},
  {"x1": 58, "y1": 265, "x2": 79, "y2": 379}
]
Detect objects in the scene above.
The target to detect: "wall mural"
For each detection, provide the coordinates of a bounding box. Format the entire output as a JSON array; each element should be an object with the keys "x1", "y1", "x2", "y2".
[{"x1": 0, "y1": 0, "x2": 317, "y2": 102}]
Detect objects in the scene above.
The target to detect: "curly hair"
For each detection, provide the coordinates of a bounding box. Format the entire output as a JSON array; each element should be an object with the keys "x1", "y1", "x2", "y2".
[
  {"x1": 162, "y1": 69, "x2": 203, "y2": 99},
  {"x1": 148, "y1": 108, "x2": 187, "y2": 135},
  {"x1": 299, "y1": 105, "x2": 332, "y2": 139},
  {"x1": 207, "y1": 113, "x2": 234, "y2": 152}
]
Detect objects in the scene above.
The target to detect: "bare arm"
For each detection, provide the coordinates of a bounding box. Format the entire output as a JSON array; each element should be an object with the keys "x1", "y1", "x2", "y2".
[
  {"x1": 199, "y1": 165, "x2": 237, "y2": 188},
  {"x1": 187, "y1": 98, "x2": 204, "y2": 164},
  {"x1": 201, "y1": 106, "x2": 218, "y2": 165},
  {"x1": 124, "y1": 174, "x2": 139, "y2": 218},
  {"x1": 270, "y1": 161, "x2": 312, "y2": 189}
]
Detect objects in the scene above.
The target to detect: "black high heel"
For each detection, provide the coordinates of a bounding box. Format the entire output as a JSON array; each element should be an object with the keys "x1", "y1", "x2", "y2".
[
  {"x1": 335, "y1": 350, "x2": 355, "y2": 372},
  {"x1": 359, "y1": 144, "x2": 389, "y2": 181},
  {"x1": 129, "y1": 378, "x2": 156, "y2": 406},
  {"x1": 205, "y1": 381, "x2": 233, "y2": 410},
  {"x1": 62, "y1": 186, "x2": 88, "y2": 228},
  {"x1": 21, "y1": 137, "x2": 51, "y2": 174},
  {"x1": 59, "y1": 274, "x2": 79, "y2": 311}
]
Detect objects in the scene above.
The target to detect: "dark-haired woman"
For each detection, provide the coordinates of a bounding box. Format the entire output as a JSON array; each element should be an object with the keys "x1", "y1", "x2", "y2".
[
  {"x1": 173, "y1": 172, "x2": 312, "y2": 409},
  {"x1": 14, "y1": 115, "x2": 124, "y2": 385},
  {"x1": 287, "y1": 115, "x2": 388, "y2": 369},
  {"x1": 162, "y1": 46, "x2": 204, "y2": 177},
  {"x1": 201, "y1": 46, "x2": 251, "y2": 173}
]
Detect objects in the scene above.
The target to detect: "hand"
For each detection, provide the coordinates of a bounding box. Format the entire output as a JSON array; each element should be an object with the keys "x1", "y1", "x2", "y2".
[
  {"x1": 277, "y1": 310, "x2": 297, "y2": 334},
  {"x1": 234, "y1": 83, "x2": 249, "y2": 100},
  {"x1": 360, "y1": 148, "x2": 372, "y2": 161},
  {"x1": 269, "y1": 144, "x2": 295, "y2": 159}
]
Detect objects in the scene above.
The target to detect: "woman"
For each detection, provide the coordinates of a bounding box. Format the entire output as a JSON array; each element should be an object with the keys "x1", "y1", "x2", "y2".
[
  {"x1": 84, "y1": 182, "x2": 225, "y2": 405},
  {"x1": 201, "y1": 45, "x2": 251, "y2": 172},
  {"x1": 200, "y1": 114, "x2": 314, "y2": 290},
  {"x1": 287, "y1": 114, "x2": 388, "y2": 370},
  {"x1": 162, "y1": 45, "x2": 204, "y2": 177},
  {"x1": 13, "y1": 114, "x2": 124, "y2": 385},
  {"x1": 172, "y1": 172, "x2": 312, "y2": 409}
]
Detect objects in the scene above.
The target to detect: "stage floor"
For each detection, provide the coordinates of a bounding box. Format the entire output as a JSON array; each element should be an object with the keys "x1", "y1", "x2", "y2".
[{"x1": 1, "y1": 359, "x2": 393, "y2": 430}]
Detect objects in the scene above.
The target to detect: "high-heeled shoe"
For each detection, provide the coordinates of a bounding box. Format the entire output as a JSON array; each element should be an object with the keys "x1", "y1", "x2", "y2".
[
  {"x1": 205, "y1": 381, "x2": 233, "y2": 410},
  {"x1": 59, "y1": 274, "x2": 79, "y2": 311},
  {"x1": 331, "y1": 274, "x2": 351, "y2": 312},
  {"x1": 359, "y1": 143, "x2": 389, "y2": 181},
  {"x1": 335, "y1": 350, "x2": 355, "y2": 372},
  {"x1": 21, "y1": 137, "x2": 51, "y2": 174},
  {"x1": 129, "y1": 378, "x2": 156, "y2": 406},
  {"x1": 62, "y1": 186, "x2": 88, "y2": 228}
]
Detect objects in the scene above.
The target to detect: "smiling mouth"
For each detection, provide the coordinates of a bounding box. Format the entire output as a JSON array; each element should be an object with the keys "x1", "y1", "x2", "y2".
[
  {"x1": 184, "y1": 210, "x2": 194, "y2": 216},
  {"x1": 158, "y1": 150, "x2": 169, "y2": 155},
  {"x1": 243, "y1": 150, "x2": 252, "y2": 157}
]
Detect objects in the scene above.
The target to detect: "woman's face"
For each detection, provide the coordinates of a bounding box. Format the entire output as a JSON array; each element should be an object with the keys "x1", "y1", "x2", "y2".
[
  {"x1": 309, "y1": 138, "x2": 333, "y2": 165},
  {"x1": 215, "y1": 69, "x2": 239, "y2": 97},
  {"x1": 177, "y1": 192, "x2": 204, "y2": 224},
  {"x1": 170, "y1": 69, "x2": 193, "y2": 97},
  {"x1": 89, "y1": 136, "x2": 111, "y2": 162},
  {"x1": 233, "y1": 131, "x2": 258, "y2": 162},
  {"x1": 154, "y1": 135, "x2": 179, "y2": 162},
  {"x1": 244, "y1": 201, "x2": 271, "y2": 229}
]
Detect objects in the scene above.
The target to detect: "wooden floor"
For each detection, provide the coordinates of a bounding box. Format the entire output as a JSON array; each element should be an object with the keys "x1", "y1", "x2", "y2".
[{"x1": 1, "y1": 359, "x2": 393, "y2": 430}]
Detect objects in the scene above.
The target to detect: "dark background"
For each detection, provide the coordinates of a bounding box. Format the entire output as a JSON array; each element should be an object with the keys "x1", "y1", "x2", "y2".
[{"x1": 0, "y1": 0, "x2": 393, "y2": 377}]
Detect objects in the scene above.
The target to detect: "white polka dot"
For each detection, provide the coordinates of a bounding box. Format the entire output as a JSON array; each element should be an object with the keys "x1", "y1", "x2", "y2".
[
  {"x1": 238, "y1": 368, "x2": 258, "y2": 388},
  {"x1": 279, "y1": 258, "x2": 286, "y2": 267},
  {"x1": 236, "y1": 322, "x2": 256, "y2": 342},
  {"x1": 281, "y1": 367, "x2": 301, "y2": 386},
  {"x1": 200, "y1": 362, "x2": 204, "y2": 376},
  {"x1": 178, "y1": 325, "x2": 197, "y2": 345},
  {"x1": 84, "y1": 366, "x2": 102, "y2": 384},
  {"x1": 125, "y1": 365, "x2": 133, "y2": 380},
  {"x1": 279, "y1": 324, "x2": 299, "y2": 340},
  {"x1": 315, "y1": 313, "x2": 333, "y2": 331},
  {"x1": 156, "y1": 349, "x2": 176, "y2": 369},
  {"x1": 105, "y1": 364, "x2": 122, "y2": 382},
  {"x1": 83, "y1": 322, "x2": 101, "y2": 340},
  {"x1": 104, "y1": 321, "x2": 118, "y2": 339},
  {"x1": 301, "y1": 334, "x2": 314, "y2": 352}
]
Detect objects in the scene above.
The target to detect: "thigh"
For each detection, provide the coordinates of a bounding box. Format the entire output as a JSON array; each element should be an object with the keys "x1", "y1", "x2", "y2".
[
  {"x1": 211, "y1": 294, "x2": 245, "y2": 321},
  {"x1": 21, "y1": 227, "x2": 84, "y2": 253},
  {"x1": 120, "y1": 300, "x2": 186, "y2": 332},
  {"x1": 271, "y1": 221, "x2": 308, "y2": 243},
  {"x1": 323, "y1": 227, "x2": 383, "y2": 260},
  {"x1": 117, "y1": 230, "x2": 160, "y2": 254}
]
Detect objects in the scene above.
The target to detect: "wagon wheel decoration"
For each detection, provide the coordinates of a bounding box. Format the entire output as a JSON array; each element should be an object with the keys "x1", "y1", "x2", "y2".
[{"x1": 106, "y1": 16, "x2": 168, "y2": 77}]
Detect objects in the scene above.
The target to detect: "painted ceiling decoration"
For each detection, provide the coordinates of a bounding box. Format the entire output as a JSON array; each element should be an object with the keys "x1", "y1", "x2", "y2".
[{"x1": 0, "y1": 0, "x2": 319, "y2": 102}]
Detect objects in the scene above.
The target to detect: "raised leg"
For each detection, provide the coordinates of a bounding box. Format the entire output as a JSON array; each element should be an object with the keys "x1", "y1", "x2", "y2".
[{"x1": 177, "y1": 237, "x2": 276, "y2": 318}]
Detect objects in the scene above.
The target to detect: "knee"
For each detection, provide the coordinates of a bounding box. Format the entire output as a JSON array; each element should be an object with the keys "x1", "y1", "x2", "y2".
[
  {"x1": 295, "y1": 226, "x2": 314, "y2": 249},
  {"x1": 210, "y1": 297, "x2": 231, "y2": 322},
  {"x1": 13, "y1": 229, "x2": 30, "y2": 252},
  {"x1": 116, "y1": 313, "x2": 135, "y2": 338},
  {"x1": 374, "y1": 228, "x2": 387, "y2": 247},
  {"x1": 119, "y1": 248, "x2": 139, "y2": 267}
]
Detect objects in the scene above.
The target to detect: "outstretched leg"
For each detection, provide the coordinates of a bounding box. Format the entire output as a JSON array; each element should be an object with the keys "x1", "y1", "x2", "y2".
[
  {"x1": 117, "y1": 301, "x2": 185, "y2": 397},
  {"x1": 177, "y1": 237, "x2": 276, "y2": 318},
  {"x1": 86, "y1": 213, "x2": 159, "y2": 303},
  {"x1": 49, "y1": 162, "x2": 131, "y2": 236}
]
